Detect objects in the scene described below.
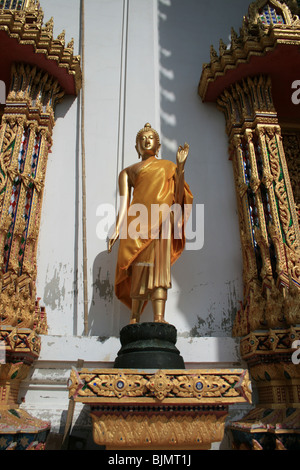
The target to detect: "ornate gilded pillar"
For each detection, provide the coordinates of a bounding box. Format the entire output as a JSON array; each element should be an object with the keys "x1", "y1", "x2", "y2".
[
  {"x1": 0, "y1": 64, "x2": 63, "y2": 329},
  {"x1": 282, "y1": 131, "x2": 300, "y2": 227},
  {"x1": 217, "y1": 75, "x2": 300, "y2": 336},
  {"x1": 0, "y1": 1, "x2": 81, "y2": 450},
  {"x1": 0, "y1": 64, "x2": 59, "y2": 451},
  {"x1": 198, "y1": 0, "x2": 300, "y2": 450}
]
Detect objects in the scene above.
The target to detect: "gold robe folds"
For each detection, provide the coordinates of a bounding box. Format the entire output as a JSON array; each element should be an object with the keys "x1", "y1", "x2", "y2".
[{"x1": 115, "y1": 156, "x2": 193, "y2": 309}]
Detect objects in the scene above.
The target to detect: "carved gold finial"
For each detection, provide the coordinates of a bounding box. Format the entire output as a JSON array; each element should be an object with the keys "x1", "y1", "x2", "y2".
[
  {"x1": 219, "y1": 39, "x2": 228, "y2": 56},
  {"x1": 210, "y1": 44, "x2": 219, "y2": 62},
  {"x1": 66, "y1": 38, "x2": 74, "y2": 53},
  {"x1": 57, "y1": 30, "x2": 65, "y2": 45},
  {"x1": 231, "y1": 27, "x2": 241, "y2": 49},
  {"x1": 44, "y1": 17, "x2": 54, "y2": 34}
]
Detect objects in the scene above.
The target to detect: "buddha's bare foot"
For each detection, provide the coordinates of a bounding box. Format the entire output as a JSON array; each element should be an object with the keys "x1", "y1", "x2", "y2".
[
  {"x1": 154, "y1": 315, "x2": 168, "y2": 324},
  {"x1": 130, "y1": 314, "x2": 140, "y2": 324}
]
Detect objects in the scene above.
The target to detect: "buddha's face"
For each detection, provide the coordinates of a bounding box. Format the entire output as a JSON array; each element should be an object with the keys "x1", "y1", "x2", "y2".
[{"x1": 136, "y1": 130, "x2": 160, "y2": 158}]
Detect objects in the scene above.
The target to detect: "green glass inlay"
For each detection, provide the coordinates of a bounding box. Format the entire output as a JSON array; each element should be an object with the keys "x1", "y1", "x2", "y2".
[{"x1": 8, "y1": 408, "x2": 20, "y2": 418}]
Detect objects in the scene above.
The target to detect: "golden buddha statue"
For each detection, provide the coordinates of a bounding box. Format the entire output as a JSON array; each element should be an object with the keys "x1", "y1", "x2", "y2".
[{"x1": 108, "y1": 123, "x2": 193, "y2": 324}]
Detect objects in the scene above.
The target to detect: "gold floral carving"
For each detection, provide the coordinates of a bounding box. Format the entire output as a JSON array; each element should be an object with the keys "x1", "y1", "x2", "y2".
[
  {"x1": 0, "y1": 326, "x2": 41, "y2": 357},
  {"x1": 283, "y1": 276, "x2": 300, "y2": 324},
  {"x1": 240, "y1": 325, "x2": 300, "y2": 358},
  {"x1": 147, "y1": 371, "x2": 173, "y2": 400},
  {"x1": 0, "y1": 327, "x2": 41, "y2": 413},
  {"x1": 265, "y1": 129, "x2": 300, "y2": 251},
  {"x1": 0, "y1": 362, "x2": 31, "y2": 408},
  {"x1": 282, "y1": 131, "x2": 300, "y2": 227},
  {"x1": 69, "y1": 368, "x2": 252, "y2": 405},
  {"x1": 91, "y1": 411, "x2": 226, "y2": 450},
  {"x1": 86, "y1": 372, "x2": 149, "y2": 399}
]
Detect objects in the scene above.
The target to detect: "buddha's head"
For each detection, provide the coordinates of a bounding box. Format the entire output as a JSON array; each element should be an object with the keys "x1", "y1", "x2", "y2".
[{"x1": 135, "y1": 123, "x2": 161, "y2": 159}]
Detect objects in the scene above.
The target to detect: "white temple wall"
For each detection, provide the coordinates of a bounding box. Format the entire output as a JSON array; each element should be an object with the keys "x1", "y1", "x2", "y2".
[{"x1": 37, "y1": 0, "x2": 252, "y2": 341}]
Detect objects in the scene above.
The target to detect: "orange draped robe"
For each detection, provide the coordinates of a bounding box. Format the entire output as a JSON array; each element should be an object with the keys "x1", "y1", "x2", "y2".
[{"x1": 115, "y1": 156, "x2": 193, "y2": 309}]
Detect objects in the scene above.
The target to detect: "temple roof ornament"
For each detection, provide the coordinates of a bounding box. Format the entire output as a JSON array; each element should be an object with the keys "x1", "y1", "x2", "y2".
[
  {"x1": 0, "y1": 0, "x2": 81, "y2": 96},
  {"x1": 198, "y1": 0, "x2": 300, "y2": 123},
  {"x1": 248, "y1": 0, "x2": 294, "y2": 24}
]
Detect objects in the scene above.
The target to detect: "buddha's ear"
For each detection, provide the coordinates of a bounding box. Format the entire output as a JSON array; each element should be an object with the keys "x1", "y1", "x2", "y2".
[{"x1": 135, "y1": 144, "x2": 141, "y2": 158}]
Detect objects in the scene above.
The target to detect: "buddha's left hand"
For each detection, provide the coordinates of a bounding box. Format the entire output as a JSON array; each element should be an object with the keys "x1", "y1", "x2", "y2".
[{"x1": 176, "y1": 142, "x2": 189, "y2": 166}]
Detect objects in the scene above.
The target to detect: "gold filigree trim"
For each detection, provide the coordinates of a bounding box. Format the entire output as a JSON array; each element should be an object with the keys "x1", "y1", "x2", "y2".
[
  {"x1": 68, "y1": 368, "x2": 252, "y2": 405},
  {"x1": 0, "y1": 326, "x2": 41, "y2": 357},
  {"x1": 91, "y1": 410, "x2": 226, "y2": 450},
  {"x1": 240, "y1": 325, "x2": 300, "y2": 358}
]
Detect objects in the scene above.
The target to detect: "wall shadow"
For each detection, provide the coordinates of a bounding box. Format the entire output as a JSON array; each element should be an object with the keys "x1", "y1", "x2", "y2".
[
  {"x1": 157, "y1": 0, "x2": 249, "y2": 337},
  {"x1": 88, "y1": 243, "x2": 156, "y2": 338}
]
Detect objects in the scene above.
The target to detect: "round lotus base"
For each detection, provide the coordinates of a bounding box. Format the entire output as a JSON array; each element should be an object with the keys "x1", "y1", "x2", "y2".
[{"x1": 114, "y1": 322, "x2": 185, "y2": 370}]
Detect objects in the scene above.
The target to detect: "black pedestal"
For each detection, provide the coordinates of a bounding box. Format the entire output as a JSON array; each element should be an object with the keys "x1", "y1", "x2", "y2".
[{"x1": 114, "y1": 322, "x2": 185, "y2": 369}]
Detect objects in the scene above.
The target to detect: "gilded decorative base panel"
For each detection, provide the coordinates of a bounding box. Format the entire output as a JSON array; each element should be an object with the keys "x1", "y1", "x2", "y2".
[
  {"x1": 91, "y1": 405, "x2": 225, "y2": 450},
  {"x1": 230, "y1": 406, "x2": 300, "y2": 450},
  {"x1": 0, "y1": 326, "x2": 50, "y2": 450},
  {"x1": 0, "y1": 408, "x2": 50, "y2": 450},
  {"x1": 240, "y1": 327, "x2": 300, "y2": 407},
  {"x1": 229, "y1": 327, "x2": 300, "y2": 450},
  {"x1": 68, "y1": 367, "x2": 251, "y2": 450}
]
